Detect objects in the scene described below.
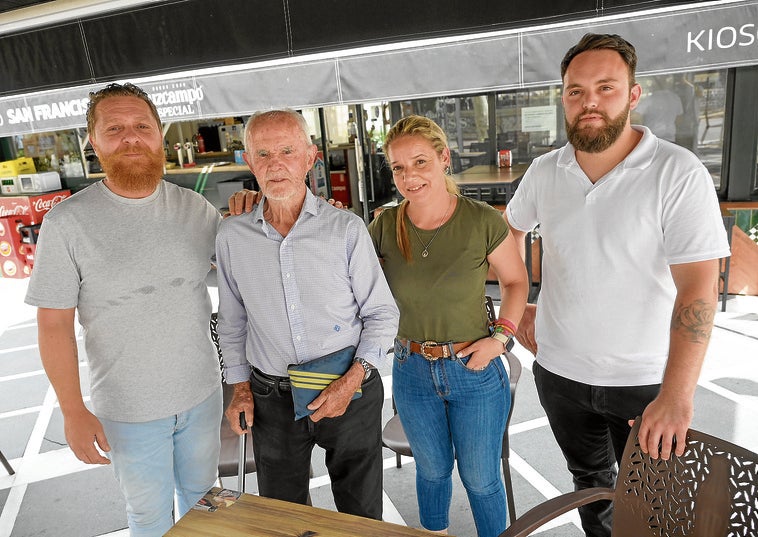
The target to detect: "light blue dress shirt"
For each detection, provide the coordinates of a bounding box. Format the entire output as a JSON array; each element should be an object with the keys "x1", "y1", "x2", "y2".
[{"x1": 216, "y1": 189, "x2": 399, "y2": 383}]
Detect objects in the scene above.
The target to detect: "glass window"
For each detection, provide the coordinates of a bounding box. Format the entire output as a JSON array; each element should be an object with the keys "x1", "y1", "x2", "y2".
[
  {"x1": 390, "y1": 95, "x2": 491, "y2": 172},
  {"x1": 495, "y1": 86, "x2": 563, "y2": 164},
  {"x1": 634, "y1": 70, "x2": 727, "y2": 187}
]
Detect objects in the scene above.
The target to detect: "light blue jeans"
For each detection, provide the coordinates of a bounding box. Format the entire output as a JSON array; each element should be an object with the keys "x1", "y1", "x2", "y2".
[
  {"x1": 100, "y1": 387, "x2": 222, "y2": 537},
  {"x1": 393, "y1": 340, "x2": 510, "y2": 537}
]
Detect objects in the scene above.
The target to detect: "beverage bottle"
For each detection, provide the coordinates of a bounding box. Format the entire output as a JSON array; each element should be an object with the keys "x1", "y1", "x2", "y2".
[
  {"x1": 347, "y1": 112, "x2": 358, "y2": 143},
  {"x1": 196, "y1": 133, "x2": 206, "y2": 154}
]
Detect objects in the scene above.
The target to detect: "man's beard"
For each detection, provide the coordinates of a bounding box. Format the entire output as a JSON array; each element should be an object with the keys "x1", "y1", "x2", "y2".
[
  {"x1": 566, "y1": 104, "x2": 629, "y2": 153},
  {"x1": 99, "y1": 146, "x2": 165, "y2": 192}
]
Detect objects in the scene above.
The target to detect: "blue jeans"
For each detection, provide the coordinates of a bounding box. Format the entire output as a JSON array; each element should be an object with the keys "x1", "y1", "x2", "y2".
[
  {"x1": 393, "y1": 340, "x2": 510, "y2": 537},
  {"x1": 100, "y1": 387, "x2": 222, "y2": 537},
  {"x1": 533, "y1": 362, "x2": 661, "y2": 537}
]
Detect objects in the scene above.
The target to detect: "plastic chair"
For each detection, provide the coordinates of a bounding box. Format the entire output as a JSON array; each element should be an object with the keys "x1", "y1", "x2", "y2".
[
  {"x1": 210, "y1": 313, "x2": 256, "y2": 491},
  {"x1": 498, "y1": 417, "x2": 758, "y2": 537},
  {"x1": 381, "y1": 296, "x2": 522, "y2": 524}
]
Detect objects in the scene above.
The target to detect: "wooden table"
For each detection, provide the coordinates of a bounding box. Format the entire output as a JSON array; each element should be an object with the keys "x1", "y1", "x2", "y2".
[
  {"x1": 166, "y1": 488, "x2": 437, "y2": 537},
  {"x1": 453, "y1": 163, "x2": 529, "y2": 204}
]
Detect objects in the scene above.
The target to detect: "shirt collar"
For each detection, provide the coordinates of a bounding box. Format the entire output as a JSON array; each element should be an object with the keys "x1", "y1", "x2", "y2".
[{"x1": 252, "y1": 187, "x2": 320, "y2": 225}]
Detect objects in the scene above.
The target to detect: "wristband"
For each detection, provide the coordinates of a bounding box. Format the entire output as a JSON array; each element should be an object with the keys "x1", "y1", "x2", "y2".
[{"x1": 496, "y1": 317, "x2": 518, "y2": 336}]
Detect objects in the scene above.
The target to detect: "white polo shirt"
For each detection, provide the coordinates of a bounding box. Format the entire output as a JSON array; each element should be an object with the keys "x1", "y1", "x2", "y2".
[{"x1": 507, "y1": 126, "x2": 730, "y2": 386}]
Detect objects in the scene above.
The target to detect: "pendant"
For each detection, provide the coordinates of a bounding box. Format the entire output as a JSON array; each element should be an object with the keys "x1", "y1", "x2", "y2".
[{"x1": 422, "y1": 250, "x2": 429, "y2": 258}]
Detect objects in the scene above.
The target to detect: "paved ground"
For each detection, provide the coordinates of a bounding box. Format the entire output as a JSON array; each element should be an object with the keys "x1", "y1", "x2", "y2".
[{"x1": 1, "y1": 276, "x2": 757, "y2": 537}]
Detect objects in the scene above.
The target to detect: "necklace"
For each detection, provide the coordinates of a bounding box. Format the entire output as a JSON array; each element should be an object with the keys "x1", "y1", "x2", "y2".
[{"x1": 409, "y1": 196, "x2": 453, "y2": 258}]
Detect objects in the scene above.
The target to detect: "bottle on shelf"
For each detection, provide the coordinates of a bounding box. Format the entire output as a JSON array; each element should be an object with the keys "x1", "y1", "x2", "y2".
[
  {"x1": 196, "y1": 132, "x2": 206, "y2": 154},
  {"x1": 347, "y1": 112, "x2": 358, "y2": 144}
]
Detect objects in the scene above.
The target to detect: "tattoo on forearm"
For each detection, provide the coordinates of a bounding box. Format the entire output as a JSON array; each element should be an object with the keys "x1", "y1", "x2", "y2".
[{"x1": 672, "y1": 299, "x2": 715, "y2": 344}]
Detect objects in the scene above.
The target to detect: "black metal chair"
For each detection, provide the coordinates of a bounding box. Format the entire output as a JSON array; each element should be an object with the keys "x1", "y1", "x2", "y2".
[
  {"x1": 1, "y1": 449, "x2": 15, "y2": 475},
  {"x1": 381, "y1": 296, "x2": 522, "y2": 524}
]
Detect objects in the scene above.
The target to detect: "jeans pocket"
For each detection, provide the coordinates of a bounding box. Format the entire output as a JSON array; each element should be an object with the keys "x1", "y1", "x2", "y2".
[{"x1": 456, "y1": 355, "x2": 489, "y2": 373}]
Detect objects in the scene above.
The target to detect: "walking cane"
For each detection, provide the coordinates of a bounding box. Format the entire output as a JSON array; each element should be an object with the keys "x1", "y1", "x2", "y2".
[{"x1": 238, "y1": 411, "x2": 247, "y2": 493}]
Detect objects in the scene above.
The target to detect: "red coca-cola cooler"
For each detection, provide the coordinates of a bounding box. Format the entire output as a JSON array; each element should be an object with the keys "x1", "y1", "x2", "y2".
[
  {"x1": 0, "y1": 218, "x2": 30, "y2": 279},
  {"x1": 0, "y1": 190, "x2": 71, "y2": 226},
  {"x1": 0, "y1": 190, "x2": 70, "y2": 277}
]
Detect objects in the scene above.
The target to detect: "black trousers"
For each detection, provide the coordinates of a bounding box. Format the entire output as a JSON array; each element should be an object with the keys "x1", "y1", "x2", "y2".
[
  {"x1": 533, "y1": 362, "x2": 661, "y2": 537},
  {"x1": 250, "y1": 368, "x2": 384, "y2": 520}
]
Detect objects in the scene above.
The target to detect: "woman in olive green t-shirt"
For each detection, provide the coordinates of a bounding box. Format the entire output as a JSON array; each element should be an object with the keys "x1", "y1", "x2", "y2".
[{"x1": 368, "y1": 115, "x2": 528, "y2": 537}]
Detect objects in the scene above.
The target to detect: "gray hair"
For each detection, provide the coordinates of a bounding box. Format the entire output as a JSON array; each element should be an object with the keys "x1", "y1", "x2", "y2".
[{"x1": 244, "y1": 109, "x2": 311, "y2": 152}]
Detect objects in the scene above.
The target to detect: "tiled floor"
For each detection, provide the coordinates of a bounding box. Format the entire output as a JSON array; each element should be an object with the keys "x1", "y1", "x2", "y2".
[{"x1": 1, "y1": 276, "x2": 757, "y2": 537}]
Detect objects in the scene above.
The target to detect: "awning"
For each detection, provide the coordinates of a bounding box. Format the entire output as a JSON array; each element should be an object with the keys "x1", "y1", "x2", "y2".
[{"x1": 0, "y1": 0, "x2": 756, "y2": 137}]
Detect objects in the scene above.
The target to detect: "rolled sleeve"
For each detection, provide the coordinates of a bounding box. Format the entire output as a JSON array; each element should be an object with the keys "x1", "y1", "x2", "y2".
[{"x1": 215, "y1": 224, "x2": 252, "y2": 384}]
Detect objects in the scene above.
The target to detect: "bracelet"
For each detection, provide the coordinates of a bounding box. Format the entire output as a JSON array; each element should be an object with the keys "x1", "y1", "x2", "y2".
[
  {"x1": 496, "y1": 317, "x2": 518, "y2": 336},
  {"x1": 490, "y1": 320, "x2": 516, "y2": 338}
]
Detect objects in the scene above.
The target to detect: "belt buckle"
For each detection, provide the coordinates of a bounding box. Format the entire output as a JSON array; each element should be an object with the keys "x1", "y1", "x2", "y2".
[{"x1": 420, "y1": 340, "x2": 441, "y2": 361}]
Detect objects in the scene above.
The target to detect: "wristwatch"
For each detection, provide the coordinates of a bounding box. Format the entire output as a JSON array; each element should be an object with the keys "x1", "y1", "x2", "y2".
[
  {"x1": 354, "y1": 357, "x2": 373, "y2": 380},
  {"x1": 491, "y1": 332, "x2": 511, "y2": 351}
]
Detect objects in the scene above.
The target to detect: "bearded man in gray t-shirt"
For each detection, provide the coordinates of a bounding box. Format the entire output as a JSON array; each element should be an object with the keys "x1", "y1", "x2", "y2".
[{"x1": 25, "y1": 83, "x2": 222, "y2": 537}]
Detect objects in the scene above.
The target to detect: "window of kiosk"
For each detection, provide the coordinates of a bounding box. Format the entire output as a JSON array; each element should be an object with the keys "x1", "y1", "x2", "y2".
[
  {"x1": 495, "y1": 86, "x2": 563, "y2": 164},
  {"x1": 632, "y1": 70, "x2": 727, "y2": 188},
  {"x1": 11, "y1": 129, "x2": 86, "y2": 181},
  {"x1": 390, "y1": 96, "x2": 491, "y2": 173}
]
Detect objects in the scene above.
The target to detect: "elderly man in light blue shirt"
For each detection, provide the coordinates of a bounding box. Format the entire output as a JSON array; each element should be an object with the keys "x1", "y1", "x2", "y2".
[{"x1": 216, "y1": 109, "x2": 398, "y2": 520}]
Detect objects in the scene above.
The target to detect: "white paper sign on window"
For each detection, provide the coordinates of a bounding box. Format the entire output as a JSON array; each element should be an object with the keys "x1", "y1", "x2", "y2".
[{"x1": 521, "y1": 105, "x2": 556, "y2": 133}]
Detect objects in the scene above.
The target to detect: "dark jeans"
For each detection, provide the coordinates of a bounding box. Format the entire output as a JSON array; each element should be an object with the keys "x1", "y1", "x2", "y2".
[
  {"x1": 533, "y1": 362, "x2": 661, "y2": 537},
  {"x1": 250, "y1": 368, "x2": 384, "y2": 520}
]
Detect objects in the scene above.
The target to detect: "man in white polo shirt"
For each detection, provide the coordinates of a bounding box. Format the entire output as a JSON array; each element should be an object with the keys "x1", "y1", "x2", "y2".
[{"x1": 506, "y1": 33, "x2": 730, "y2": 537}]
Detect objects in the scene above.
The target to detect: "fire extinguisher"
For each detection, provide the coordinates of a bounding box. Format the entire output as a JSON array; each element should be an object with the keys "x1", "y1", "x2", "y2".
[{"x1": 196, "y1": 132, "x2": 206, "y2": 154}]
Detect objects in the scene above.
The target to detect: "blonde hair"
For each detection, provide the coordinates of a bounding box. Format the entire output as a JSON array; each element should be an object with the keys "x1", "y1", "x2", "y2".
[{"x1": 384, "y1": 115, "x2": 460, "y2": 262}]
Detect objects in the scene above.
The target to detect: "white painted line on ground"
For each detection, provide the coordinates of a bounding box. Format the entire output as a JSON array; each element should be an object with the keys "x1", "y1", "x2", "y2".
[
  {"x1": 0, "y1": 343, "x2": 39, "y2": 355},
  {"x1": 509, "y1": 416, "x2": 549, "y2": 435},
  {"x1": 3, "y1": 322, "x2": 37, "y2": 331},
  {"x1": 382, "y1": 489, "x2": 406, "y2": 525},
  {"x1": 699, "y1": 378, "x2": 758, "y2": 410},
  {"x1": 509, "y1": 450, "x2": 583, "y2": 532},
  {"x1": 0, "y1": 369, "x2": 47, "y2": 383},
  {"x1": 0, "y1": 483, "x2": 28, "y2": 536}
]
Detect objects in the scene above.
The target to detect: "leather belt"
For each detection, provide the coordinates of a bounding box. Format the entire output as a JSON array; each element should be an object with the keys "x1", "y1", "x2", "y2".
[
  {"x1": 251, "y1": 367, "x2": 291, "y2": 391},
  {"x1": 399, "y1": 339, "x2": 473, "y2": 360}
]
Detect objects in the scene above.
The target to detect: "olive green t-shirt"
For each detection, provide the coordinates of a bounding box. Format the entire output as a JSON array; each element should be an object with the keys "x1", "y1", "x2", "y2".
[{"x1": 368, "y1": 196, "x2": 509, "y2": 343}]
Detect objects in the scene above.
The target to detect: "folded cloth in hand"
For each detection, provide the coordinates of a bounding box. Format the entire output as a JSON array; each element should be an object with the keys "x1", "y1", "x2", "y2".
[{"x1": 287, "y1": 346, "x2": 362, "y2": 420}]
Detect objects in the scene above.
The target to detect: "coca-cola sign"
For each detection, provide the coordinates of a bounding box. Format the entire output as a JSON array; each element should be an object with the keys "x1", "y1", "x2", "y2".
[
  {"x1": 0, "y1": 190, "x2": 71, "y2": 225},
  {"x1": 0, "y1": 205, "x2": 28, "y2": 217},
  {"x1": 33, "y1": 194, "x2": 68, "y2": 212}
]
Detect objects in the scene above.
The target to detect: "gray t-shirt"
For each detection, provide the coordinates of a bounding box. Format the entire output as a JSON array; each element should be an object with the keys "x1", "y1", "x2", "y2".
[{"x1": 26, "y1": 180, "x2": 222, "y2": 422}]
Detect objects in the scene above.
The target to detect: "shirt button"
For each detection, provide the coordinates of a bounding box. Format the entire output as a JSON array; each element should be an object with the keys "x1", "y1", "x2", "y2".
[
  {"x1": 296, "y1": 336, "x2": 301, "y2": 341},
  {"x1": 290, "y1": 305, "x2": 296, "y2": 310},
  {"x1": 286, "y1": 273, "x2": 291, "y2": 278}
]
